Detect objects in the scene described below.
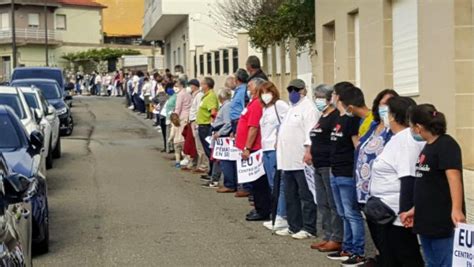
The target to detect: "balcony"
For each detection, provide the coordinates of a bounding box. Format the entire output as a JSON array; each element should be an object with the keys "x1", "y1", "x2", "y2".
[
  {"x1": 143, "y1": 0, "x2": 189, "y2": 40},
  {"x1": 0, "y1": 28, "x2": 62, "y2": 45}
]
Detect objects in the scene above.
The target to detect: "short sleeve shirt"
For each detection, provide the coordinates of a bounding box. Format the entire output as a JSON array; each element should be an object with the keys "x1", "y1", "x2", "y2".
[
  {"x1": 310, "y1": 109, "x2": 339, "y2": 168},
  {"x1": 196, "y1": 90, "x2": 219, "y2": 125},
  {"x1": 330, "y1": 115, "x2": 360, "y2": 177},
  {"x1": 413, "y1": 134, "x2": 463, "y2": 238},
  {"x1": 235, "y1": 97, "x2": 263, "y2": 151}
]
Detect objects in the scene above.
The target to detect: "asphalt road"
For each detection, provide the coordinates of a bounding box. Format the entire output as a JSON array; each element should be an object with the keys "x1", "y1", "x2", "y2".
[{"x1": 34, "y1": 96, "x2": 347, "y2": 266}]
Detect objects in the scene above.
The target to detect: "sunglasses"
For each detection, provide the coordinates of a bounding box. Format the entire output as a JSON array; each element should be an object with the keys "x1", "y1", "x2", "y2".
[{"x1": 287, "y1": 86, "x2": 301, "y2": 92}]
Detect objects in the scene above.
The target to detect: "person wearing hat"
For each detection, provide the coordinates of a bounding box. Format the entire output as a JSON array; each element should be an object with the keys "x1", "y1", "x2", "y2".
[{"x1": 275, "y1": 79, "x2": 320, "y2": 239}]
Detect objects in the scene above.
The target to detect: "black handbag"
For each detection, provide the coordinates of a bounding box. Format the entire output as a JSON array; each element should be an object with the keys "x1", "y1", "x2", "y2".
[{"x1": 363, "y1": 196, "x2": 397, "y2": 225}]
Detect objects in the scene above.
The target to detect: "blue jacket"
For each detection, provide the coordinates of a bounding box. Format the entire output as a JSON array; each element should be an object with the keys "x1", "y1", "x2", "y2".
[{"x1": 230, "y1": 83, "x2": 247, "y2": 121}]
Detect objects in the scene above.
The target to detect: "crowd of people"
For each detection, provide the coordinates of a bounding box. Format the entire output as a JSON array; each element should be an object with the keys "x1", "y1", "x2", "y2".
[{"x1": 77, "y1": 56, "x2": 465, "y2": 267}]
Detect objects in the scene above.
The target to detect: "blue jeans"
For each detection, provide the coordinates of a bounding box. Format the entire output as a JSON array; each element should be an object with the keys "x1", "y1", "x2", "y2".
[
  {"x1": 419, "y1": 235, "x2": 453, "y2": 267},
  {"x1": 220, "y1": 160, "x2": 237, "y2": 190},
  {"x1": 263, "y1": 151, "x2": 286, "y2": 217},
  {"x1": 330, "y1": 176, "x2": 365, "y2": 256}
]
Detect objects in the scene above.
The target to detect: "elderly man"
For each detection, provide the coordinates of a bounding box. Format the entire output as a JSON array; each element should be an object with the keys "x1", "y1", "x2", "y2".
[
  {"x1": 275, "y1": 79, "x2": 320, "y2": 239},
  {"x1": 246, "y1": 56, "x2": 268, "y2": 82},
  {"x1": 196, "y1": 77, "x2": 219, "y2": 179},
  {"x1": 235, "y1": 77, "x2": 272, "y2": 221}
]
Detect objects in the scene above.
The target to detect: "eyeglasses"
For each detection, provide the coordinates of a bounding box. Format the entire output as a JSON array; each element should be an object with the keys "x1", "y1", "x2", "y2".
[{"x1": 287, "y1": 86, "x2": 300, "y2": 92}]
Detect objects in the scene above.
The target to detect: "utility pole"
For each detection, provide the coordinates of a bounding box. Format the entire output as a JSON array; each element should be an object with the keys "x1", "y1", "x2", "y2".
[
  {"x1": 44, "y1": 0, "x2": 49, "y2": 66},
  {"x1": 11, "y1": 0, "x2": 17, "y2": 68}
]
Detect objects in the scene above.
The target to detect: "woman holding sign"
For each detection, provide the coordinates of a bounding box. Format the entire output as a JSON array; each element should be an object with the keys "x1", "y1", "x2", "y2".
[
  {"x1": 401, "y1": 104, "x2": 465, "y2": 267},
  {"x1": 258, "y1": 81, "x2": 289, "y2": 230}
]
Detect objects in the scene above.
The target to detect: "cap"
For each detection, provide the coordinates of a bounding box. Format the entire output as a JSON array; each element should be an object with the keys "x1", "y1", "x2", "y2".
[
  {"x1": 189, "y1": 79, "x2": 200, "y2": 87},
  {"x1": 287, "y1": 79, "x2": 305, "y2": 90}
]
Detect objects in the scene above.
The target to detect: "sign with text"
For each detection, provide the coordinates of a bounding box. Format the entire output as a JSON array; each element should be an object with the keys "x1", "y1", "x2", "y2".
[
  {"x1": 304, "y1": 165, "x2": 317, "y2": 204},
  {"x1": 237, "y1": 150, "x2": 265, "y2": 184},
  {"x1": 212, "y1": 137, "x2": 241, "y2": 161},
  {"x1": 453, "y1": 223, "x2": 474, "y2": 267}
]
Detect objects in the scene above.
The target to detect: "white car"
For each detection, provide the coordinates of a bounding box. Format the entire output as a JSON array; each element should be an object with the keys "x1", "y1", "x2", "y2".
[{"x1": 21, "y1": 86, "x2": 61, "y2": 169}]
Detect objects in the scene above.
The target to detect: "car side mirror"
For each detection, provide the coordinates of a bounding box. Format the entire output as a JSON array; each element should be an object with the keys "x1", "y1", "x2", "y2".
[
  {"x1": 3, "y1": 173, "x2": 32, "y2": 204},
  {"x1": 34, "y1": 108, "x2": 43, "y2": 123},
  {"x1": 30, "y1": 131, "x2": 44, "y2": 153},
  {"x1": 47, "y1": 105, "x2": 55, "y2": 116}
]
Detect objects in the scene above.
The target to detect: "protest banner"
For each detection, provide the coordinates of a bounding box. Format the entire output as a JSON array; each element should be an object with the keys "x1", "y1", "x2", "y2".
[
  {"x1": 304, "y1": 165, "x2": 317, "y2": 204},
  {"x1": 237, "y1": 150, "x2": 265, "y2": 184},
  {"x1": 453, "y1": 223, "x2": 474, "y2": 267},
  {"x1": 212, "y1": 137, "x2": 242, "y2": 161}
]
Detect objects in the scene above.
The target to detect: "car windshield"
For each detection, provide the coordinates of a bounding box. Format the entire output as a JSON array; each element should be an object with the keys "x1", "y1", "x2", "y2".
[
  {"x1": 14, "y1": 83, "x2": 61, "y2": 100},
  {"x1": 0, "y1": 114, "x2": 22, "y2": 149},
  {"x1": 12, "y1": 70, "x2": 63, "y2": 88},
  {"x1": 0, "y1": 94, "x2": 26, "y2": 119},
  {"x1": 24, "y1": 93, "x2": 39, "y2": 109}
]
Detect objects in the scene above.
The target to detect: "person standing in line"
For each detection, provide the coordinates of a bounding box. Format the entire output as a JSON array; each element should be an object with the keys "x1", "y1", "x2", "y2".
[
  {"x1": 258, "y1": 81, "x2": 289, "y2": 231},
  {"x1": 174, "y1": 76, "x2": 192, "y2": 131},
  {"x1": 307, "y1": 84, "x2": 343, "y2": 252},
  {"x1": 275, "y1": 79, "x2": 320, "y2": 239},
  {"x1": 196, "y1": 77, "x2": 219, "y2": 179},
  {"x1": 401, "y1": 104, "x2": 465, "y2": 267},
  {"x1": 94, "y1": 72, "x2": 102, "y2": 96},
  {"x1": 246, "y1": 56, "x2": 268, "y2": 82},
  {"x1": 235, "y1": 78, "x2": 272, "y2": 221},
  {"x1": 326, "y1": 84, "x2": 365, "y2": 265},
  {"x1": 164, "y1": 81, "x2": 177, "y2": 153},
  {"x1": 142, "y1": 77, "x2": 153, "y2": 119},
  {"x1": 168, "y1": 113, "x2": 185, "y2": 168}
]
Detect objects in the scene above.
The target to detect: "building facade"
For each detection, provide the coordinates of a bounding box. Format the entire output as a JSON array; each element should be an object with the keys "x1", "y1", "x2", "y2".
[{"x1": 315, "y1": 0, "x2": 474, "y2": 166}]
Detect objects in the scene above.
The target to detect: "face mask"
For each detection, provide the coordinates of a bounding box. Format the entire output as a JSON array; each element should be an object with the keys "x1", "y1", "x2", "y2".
[
  {"x1": 411, "y1": 129, "x2": 424, "y2": 142},
  {"x1": 166, "y1": 88, "x2": 175, "y2": 96},
  {"x1": 173, "y1": 86, "x2": 180, "y2": 92},
  {"x1": 289, "y1": 91, "x2": 301, "y2": 105},
  {"x1": 314, "y1": 98, "x2": 328, "y2": 112},
  {"x1": 331, "y1": 94, "x2": 338, "y2": 106},
  {"x1": 344, "y1": 107, "x2": 353, "y2": 117},
  {"x1": 261, "y1": 93, "x2": 273, "y2": 105},
  {"x1": 247, "y1": 90, "x2": 252, "y2": 99},
  {"x1": 186, "y1": 87, "x2": 192, "y2": 94},
  {"x1": 379, "y1": 105, "x2": 390, "y2": 127}
]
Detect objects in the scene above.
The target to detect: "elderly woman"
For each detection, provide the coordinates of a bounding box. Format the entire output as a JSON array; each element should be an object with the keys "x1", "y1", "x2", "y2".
[{"x1": 201, "y1": 88, "x2": 233, "y2": 188}]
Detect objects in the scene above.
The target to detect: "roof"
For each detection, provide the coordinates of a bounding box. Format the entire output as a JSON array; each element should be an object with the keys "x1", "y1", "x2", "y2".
[
  {"x1": 57, "y1": 0, "x2": 106, "y2": 8},
  {"x1": 11, "y1": 78, "x2": 60, "y2": 85},
  {"x1": 14, "y1": 67, "x2": 62, "y2": 71},
  {"x1": 0, "y1": 86, "x2": 19, "y2": 94}
]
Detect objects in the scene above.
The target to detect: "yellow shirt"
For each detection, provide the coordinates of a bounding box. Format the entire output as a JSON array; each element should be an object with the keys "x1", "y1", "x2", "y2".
[{"x1": 359, "y1": 112, "x2": 374, "y2": 137}]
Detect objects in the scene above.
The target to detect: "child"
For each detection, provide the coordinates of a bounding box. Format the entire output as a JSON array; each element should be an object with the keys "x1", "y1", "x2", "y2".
[{"x1": 168, "y1": 113, "x2": 184, "y2": 168}]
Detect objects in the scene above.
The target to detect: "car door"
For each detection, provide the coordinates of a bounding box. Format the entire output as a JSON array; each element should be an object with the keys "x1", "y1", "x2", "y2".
[{"x1": 39, "y1": 92, "x2": 59, "y2": 149}]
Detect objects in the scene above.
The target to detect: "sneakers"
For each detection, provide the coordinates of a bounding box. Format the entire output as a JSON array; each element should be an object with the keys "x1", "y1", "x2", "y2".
[
  {"x1": 262, "y1": 216, "x2": 288, "y2": 231},
  {"x1": 180, "y1": 158, "x2": 189, "y2": 166},
  {"x1": 291, "y1": 230, "x2": 315, "y2": 240},
  {"x1": 174, "y1": 163, "x2": 181, "y2": 168},
  {"x1": 128, "y1": 105, "x2": 134, "y2": 110},
  {"x1": 201, "y1": 181, "x2": 219, "y2": 189},
  {"x1": 341, "y1": 255, "x2": 366, "y2": 266},
  {"x1": 327, "y1": 251, "x2": 351, "y2": 261},
  {"x1": 275, "y1": 228, "x2": 294, "y2": 236}
]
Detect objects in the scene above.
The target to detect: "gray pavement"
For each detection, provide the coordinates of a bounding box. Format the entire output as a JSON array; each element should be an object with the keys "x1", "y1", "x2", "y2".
[{"x1": 34, "y1": 96, "x2": 345, "y2": 266}]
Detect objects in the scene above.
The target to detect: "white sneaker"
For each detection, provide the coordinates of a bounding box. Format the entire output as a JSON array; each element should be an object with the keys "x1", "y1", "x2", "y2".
[
  {"x1": 263, "y1": 216, "x2": 289, "y2": 231},
  {"x1": 180, "y1": 158, "x2": 189, "y2": 166},
  {"x1": 291, "y1": 230, "x2": 315, "y2": 240},
  {"x1": 275, "y1": 228, "x2": 294, "y2": 236},
  {"x1": 128, "y1": 105, "x2": 134, "y2": 110}
]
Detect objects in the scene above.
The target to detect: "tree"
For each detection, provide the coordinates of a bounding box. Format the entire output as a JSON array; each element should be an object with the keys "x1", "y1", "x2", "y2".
[{"x1": 61, "y1": 48, "x2": 141, "y2": 72}]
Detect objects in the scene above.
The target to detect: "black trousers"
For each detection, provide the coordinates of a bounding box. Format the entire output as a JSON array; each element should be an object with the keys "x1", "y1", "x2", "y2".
[
  {"x1": 377, "y1": 223, "x2": 424, "y2": 267},
  {"x1": 159, "y1": 115, "x2": 167, "y2": 150},
  {"x1": 250, "y1": 174, "x2": 272, "y2": 217},
  {"x1": 198, "y1": 125, "x2": 213, "y2": 175}
]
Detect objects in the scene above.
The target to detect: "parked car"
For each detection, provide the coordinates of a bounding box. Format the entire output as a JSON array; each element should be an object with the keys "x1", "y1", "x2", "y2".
[
  {"x1": 0, "y1": 105, "x2": 50, "y2": 254},
  {"x1": 0, "y1": 86, "x2": 41, "y2": 135},
  {"x1": 0, "y1": 153, "x2": 33, "y2": 267},
  {"x1": 11, "y1": 79, "x2": 74, "y2": 136},
  {"x1": 11, "y1": 67, "x2": 73, "y2": 108},
  {"x1": 21, "y1": 86, "x2": 61, "y2": 169}
]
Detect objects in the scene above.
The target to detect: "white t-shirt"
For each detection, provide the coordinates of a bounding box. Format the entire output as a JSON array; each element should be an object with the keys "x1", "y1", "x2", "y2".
[
  {"x1": 369, "y1": 128, "x2": 426, "y2": 226},
  {"x1": 189, "y1": 90, "x2": 203, "y2": 122},
  {"x1": 276, "y1": 97, "x2": 320, "y2": 171},
  {"x1": 260, "y1": 100, "x2": 289, "y2": 151}
]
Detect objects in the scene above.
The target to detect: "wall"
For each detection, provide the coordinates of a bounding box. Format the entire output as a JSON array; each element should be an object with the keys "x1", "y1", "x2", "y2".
[
  {"x1": 55, "y1": 6, "x2": 102, "y2": 44},
  {"x1": 315, "y1": 0, "x2": 474, "y2": 166},
  {"x1": 94, "y1": 0, "x2": 143, "y2": 36},
  {"x1": 163, "y1": 19, "x2": 189, "y2": 72}
]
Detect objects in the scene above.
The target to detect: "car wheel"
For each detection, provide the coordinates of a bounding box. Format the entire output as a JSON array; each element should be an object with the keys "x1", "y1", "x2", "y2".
[
  {"x1": 45, "y1": 141, "x2": 53, "y2": 169},
  {"x1": 64, "y1": 116, "x2": 74, "y2": 136},
  {"x1": 52, "y1": 135, "x2": 61, "y2": 159},
  {"x1": 34, "y1": 199, "x2": 49, "y2": 254}
]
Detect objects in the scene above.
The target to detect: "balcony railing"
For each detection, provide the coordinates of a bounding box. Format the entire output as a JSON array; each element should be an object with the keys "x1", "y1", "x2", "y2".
[{"x1": 0, "y1": 28, "x2": 62, "y2": 44}]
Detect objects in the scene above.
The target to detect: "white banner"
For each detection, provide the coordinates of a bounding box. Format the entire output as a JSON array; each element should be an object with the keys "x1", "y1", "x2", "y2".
[
  {"x1": 212, "y1": 137, "x2": 242, "y2": 161},
  {"x1": 453, "y1": 223, "x2": 474, "y2": 267},
  {"x1": 237, "y1": 150, "x2": 265, "y2": 184},
  {"x1": 304, "y1": 165, "x2": 317, "y2": 204}
]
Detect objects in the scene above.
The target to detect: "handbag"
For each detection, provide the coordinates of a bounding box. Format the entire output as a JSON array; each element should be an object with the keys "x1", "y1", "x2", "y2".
[{"x1": 363, "y1": 196, "x2": 397, "y2": 225}]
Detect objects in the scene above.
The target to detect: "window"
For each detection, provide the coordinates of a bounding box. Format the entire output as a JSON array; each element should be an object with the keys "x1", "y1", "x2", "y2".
[
  {"x1": 177, "y1": 47, "x2": 181, "y2": 65},
  {"x1": 348, "y1": 11, "x2": 360, "y2": 86},
  {"x1": 56, "y1": 14, "x2": 66, "y2": 30},
  {"x1": 199, "y1": 54, "x2": 204, "y2": 75},
  {"x1": 232, "y1": 48, "x2": 238, "y2": 73},
  {"x1": 322, "y1": 22, "x2": 336, "y2": 84},
  {"x1": 214, "y1": 51, "x2": 220, "y2": 75},
  {"x1": 0, "y1": 115, "x2": 21, "y2": 149},
  {"x1": 1, "y1": 13, "x2": 9, "y2": 29},
  {"x1": 183, "y1": 43, "x2": 186, "y2": 69},
  {"x1": 392, "y1": 0, "x2": 419, "y2": 95},
  {"x1": 223, "y1": 50, "x2": 229, "y2": 74},
  {"x1": 207, "y1": 53, "x2": 212, "y2": 75},
  {"x1": 28, "y1": 13, "x2": 40, "y2": 28}
]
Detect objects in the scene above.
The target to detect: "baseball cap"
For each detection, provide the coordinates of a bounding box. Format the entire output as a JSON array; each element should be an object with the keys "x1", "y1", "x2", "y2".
[{"x1": 287, "y1": 79, "x2": 305, "y2": 91}]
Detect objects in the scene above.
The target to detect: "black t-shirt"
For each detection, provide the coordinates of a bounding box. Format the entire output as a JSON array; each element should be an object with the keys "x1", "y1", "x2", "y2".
[
  {"x1": 330, "y1": 115, "x2": 360, "y2": 177},
  {"x1": 310, "y1": 109, "x2": 339, "y2": 168},
  {"x1": 413, "y1": 134, "x2": 463, "y2": 238}
]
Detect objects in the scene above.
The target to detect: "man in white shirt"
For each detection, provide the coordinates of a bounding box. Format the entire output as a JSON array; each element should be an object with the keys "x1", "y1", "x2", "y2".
[{"x1": 275, "y1": 79, "x2": 320, "y2": 239}]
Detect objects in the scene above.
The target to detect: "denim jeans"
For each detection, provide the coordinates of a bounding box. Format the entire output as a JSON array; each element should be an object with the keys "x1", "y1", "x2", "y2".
[
  {"x1": 419, "y1": 235, "x2": 453, "y2": 267},
  {"x1": 283, "y1": 170, "x2": 317, "y2": 235},
  {"x1": 220, "y1": 160, "x2": 237, "y2": 190},
  {"x1": 330, "y1": 175, "x2": 365, "y2": 256},
  {"x1": 314, "y1": 167, "x2": 342, "y2": 242},
  {"x1": 263, "y1": 151, "x2": 286, "y2": 217}
]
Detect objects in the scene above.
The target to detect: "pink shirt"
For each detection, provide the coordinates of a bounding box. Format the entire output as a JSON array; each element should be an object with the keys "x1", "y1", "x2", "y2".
[{"x1": 174, "y1": 88, "x2": 192, "y2": 121}]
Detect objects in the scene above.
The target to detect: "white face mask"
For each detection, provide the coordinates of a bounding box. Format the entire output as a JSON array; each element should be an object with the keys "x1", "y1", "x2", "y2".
[
  {"x1": 261, "y1": 93, "x2": 273, "y2": 104},
  {"x1": 185, "y1": 87, "x2": 192, "y2": 94}
]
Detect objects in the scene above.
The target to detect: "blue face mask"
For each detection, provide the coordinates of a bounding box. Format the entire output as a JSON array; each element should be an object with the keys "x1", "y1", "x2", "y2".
[
  {"x1": 289, "y1": 91, "x2": 301, "y2": 105},
  {"x1": 411, "y1": 129, "x2": 424, "y2": 142},
  {"x1": 166, "y1": 88, "x2": 175, "y2": 96},
  {"x1": 378, "y1": 105, "x2": 389, "y2": 118},
  {"x1": 314, "y1": 98, "x2": 328, "y2": 112}
]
